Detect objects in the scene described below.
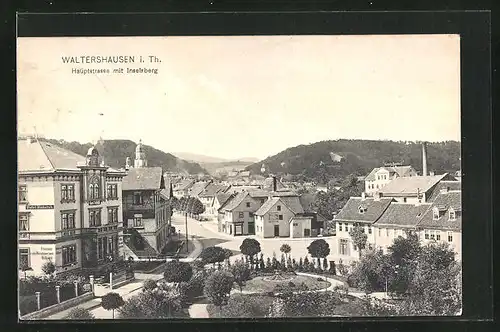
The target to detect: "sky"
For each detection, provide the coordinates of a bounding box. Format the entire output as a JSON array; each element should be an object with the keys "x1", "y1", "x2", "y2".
[{"x1": 17, "y1": 35, "x2": 460, "y2": 160}]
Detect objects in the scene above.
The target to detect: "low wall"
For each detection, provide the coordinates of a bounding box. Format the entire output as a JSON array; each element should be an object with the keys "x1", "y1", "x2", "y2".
[
  {"x1": 112, "y1": 277, "x2": 136, "y2": 289},
  {"x1": 20, "y1": 292, "x2": 94, "y2": 320}
]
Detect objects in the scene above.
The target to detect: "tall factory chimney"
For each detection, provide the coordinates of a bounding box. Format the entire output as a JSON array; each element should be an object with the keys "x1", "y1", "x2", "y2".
[{"x1": 422, "y1": 142, "x2": 428, "y2": 176}]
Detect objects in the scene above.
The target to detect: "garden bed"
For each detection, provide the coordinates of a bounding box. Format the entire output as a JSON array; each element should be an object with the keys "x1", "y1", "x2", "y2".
[
  {"x1": 132, "y1": 260, "x2": 166, "y2": 273},
  {"x1": 239, "y1": 274, "x2": 331, "y2": 293}
]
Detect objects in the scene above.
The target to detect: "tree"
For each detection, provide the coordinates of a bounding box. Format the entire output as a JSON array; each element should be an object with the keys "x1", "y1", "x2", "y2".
[
  {"x1": 163, "y1": 260, "x2": 193, "y2": 285},
  {"x1": 349, "y1": 224, "x2": 368, "y2": 258},
  {"x1": 41, "y1": 260, "x2": 56, "y2": 276},
  {"x1": 223, "y1": 248, "x2": 233, "y2": 265},
  {"x1": 200, "y1": 246, "x2": 227, "y2": 267},
  {"x1": 307, "y1": 239, "x2": 330, "y2": 266},
  {"x1": 280, "y1": 244, "x2": 291, "y2": 259},
  {"x1": 230, "y1": 259, "x2": 251, "y2": 292},
  {"x1": 387, "y1": 232, "x2": 421, "y2": 295},
  {"x1": 65, "y1": 307, "x2": 95, "y2": 320},
  {"x1": 101, "y1": 292, "x2": 125, "y2": 319},
  {"x1": 204, "y1": 270, "x2": 234, "y2": 309},
  {"x1": 239, "y1": 238, "x2": 261, "y2": 264},
  {"x1": 188, "y1": 197, "x2": 205, "y2": 216}
]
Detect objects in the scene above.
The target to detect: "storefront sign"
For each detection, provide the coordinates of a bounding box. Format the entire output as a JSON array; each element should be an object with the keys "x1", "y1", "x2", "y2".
[
  {"x1": 32, "y1": 246, "x2": 55, "y2": 260},
  {"x1": 26, "y1": 204, "x2": 54, "y2": 210}
]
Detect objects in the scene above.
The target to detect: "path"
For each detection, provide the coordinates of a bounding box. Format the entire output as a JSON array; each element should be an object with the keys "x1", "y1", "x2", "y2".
[{"x1": 188, "y1": 303, "x2": 209, "y2": 318}]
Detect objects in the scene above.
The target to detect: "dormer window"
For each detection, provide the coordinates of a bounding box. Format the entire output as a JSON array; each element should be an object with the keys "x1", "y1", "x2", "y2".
[
  {"x1": 358, "y1": 206, "x2": 367, "y2": 214},
  {"x1": 432, "y1": 208, "x2": 440, "y2": 220},
  {"x1": 449, "y1": 208, "x2": 456, "y2": 221}
]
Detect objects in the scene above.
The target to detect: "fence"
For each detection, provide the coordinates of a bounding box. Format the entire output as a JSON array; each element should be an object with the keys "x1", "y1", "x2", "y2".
[{"x1": 19, "y1": 277, "x2": 88, "y2": 316}]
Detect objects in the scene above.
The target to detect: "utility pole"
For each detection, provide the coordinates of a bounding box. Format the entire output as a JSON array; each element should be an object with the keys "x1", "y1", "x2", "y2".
[{"x1": 184, "y1": 197, "x2": 190, "y2": 253}]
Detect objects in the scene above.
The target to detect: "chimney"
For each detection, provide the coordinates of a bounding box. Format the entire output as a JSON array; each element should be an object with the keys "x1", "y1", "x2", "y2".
[
  {"x1": 273, "y1": 175, "x2": 277, "y2": 192},
  {"x1": 422, "y1": 142, "x2": 428, "y2": 176}
]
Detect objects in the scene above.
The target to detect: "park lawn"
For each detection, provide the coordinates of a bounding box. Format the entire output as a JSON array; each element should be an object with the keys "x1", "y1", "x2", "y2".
[{"x1": 239, "y1": 275, "x2": 331, "y2": 293}]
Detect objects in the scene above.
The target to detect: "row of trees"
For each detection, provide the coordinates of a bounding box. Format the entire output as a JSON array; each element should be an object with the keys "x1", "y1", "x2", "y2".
[{"x1": 172, "y1": 196, "x2": 205, "y2": 217}]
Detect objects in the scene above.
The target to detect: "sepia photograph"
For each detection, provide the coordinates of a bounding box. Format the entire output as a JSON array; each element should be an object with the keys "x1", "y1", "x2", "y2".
[{"x1": 17, "y1": 34, "x2": 462, "y2": 320}]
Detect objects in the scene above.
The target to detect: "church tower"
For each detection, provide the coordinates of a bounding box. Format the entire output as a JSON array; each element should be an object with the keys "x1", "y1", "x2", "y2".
[{"x1": 134, "y1": 139, "x2": 148, "y2": 168}]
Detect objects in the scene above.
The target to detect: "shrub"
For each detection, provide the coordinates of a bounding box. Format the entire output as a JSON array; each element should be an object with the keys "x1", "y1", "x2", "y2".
[
  {"x1": 239, "y1": 238, "x2": 261, "y2": 263},
  {"x1": 204, "y1": 270, "x2": 234, "y2": 308},
  {"x1": 200, "y1": 246, "x2": 227, "y2": 267},
  {"x1": 212, "y1": 294, "x2": 274, "y2": 318},
  {"x1": 143, "y1": 279, "x2": 157, "y2": 292},
  {"x1": 118, "y1": 288, "x2": 183, "y2": 318},
  {"x1": 317, "y1": 277, "x2": 324, "y2": 281},
  {"x1": 41, "y1": 261, "x2": 56, "y2": 275},
  {"x1": 288, "y1": 281, "x2": 295, "y2": 287},
  {"x1": 65, "y1": 307, "x2": 95, "y2": 320}
]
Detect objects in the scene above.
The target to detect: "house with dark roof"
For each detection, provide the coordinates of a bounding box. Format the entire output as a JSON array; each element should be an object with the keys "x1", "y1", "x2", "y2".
[
  {"x1": 364, "y1": 165, "x2": 418, "y2": 195},
  {"x1": 18, "y1": 138, "x2": 127, "y2": 277},
  {"x1": 334, "y1": 196, "x2": 394, "y2": 258},
  {"x1": 416, "y1": 190, "x2": 462, "y2": 259},
  {"x1": 121, "y1": 141, "x2": 172, "y2": 259},
  {"x1": 372, "y1": 202, "x2": 431, "y2": 252}
]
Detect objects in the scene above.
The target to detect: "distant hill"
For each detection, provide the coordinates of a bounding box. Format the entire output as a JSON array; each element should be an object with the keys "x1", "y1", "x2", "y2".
[
  {"x1": 201, "y1": 161, "x2": 255, "y2": 176},
  {"x1": 173, "y1": 152, "x2": 259, "y2": 164},
  {"x1": 42, "y1": 139, "x2": 208, "y2": 175},
  {"x1": 245, "y1": 139, "x2": 461, "y2": 185}
]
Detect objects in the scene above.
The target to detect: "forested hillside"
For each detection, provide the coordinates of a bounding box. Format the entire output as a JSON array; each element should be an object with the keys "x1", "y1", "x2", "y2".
[
  {"x1": 42, "y1": 138, "x2": 208, "y2": 175},
  {"x1": 246, "y1": 139, "x2": 460, "y2": 184}
]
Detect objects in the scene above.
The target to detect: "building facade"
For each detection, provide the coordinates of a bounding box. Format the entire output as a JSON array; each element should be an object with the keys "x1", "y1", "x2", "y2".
[
  {"x1": 121, "y1": 141, "x2": 172, "y2": 259},
  {"x1": 18, "y1": 138, "x2": 126, "y2": 277}
]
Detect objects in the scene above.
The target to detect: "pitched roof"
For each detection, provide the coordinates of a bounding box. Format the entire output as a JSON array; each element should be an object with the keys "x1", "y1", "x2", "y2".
[
  {"x1": 122, "y1": 167, "x2": 164, "y2": 191},
  {"x1": 374, "y1": 202, "x2": 431, "y2": 227},
  {"x1": 189, "y1": 181, "x2": 210, "y2": 197},
  {"x1": 217, "y1": 193, "x2": 237, "y2": 212},
  {"x1": 221, "y1": 192, "x2": 250, "y2": 211},
  {"x1": 262, "y1": 177, "x2": 287, "y2": 191},
  {"x1": 199, "y1": 183, "x2": 229, "y2": 198},
  {"x1": 280, "y1": 196, "x2": 305, "y2": 214},
  {"x1": 299, "y1": 193, "x2": 316, "y2": 213},
  {"x1": 175, "y1": 179, "x2": 195, "y2": 191},
  {"x1": 364, "y1": 165, "x2": 416, "y2": 181},
  {"x1": 18, "y1": 139, "x2": 86, "y2": 172},
  {"x1": 254, "y1": 197, "x2": 280, "y2": 216},
  {"x1": 425, "y1": 181, "x2": 462, "y2": 202},
  {"x1": 417, "y1": 191, "x2": 462, "y2": 231},
  {"x1": 378, "y1": 174, "x2": 450, "y2": 197},
  {"x1": 334, "y1": 197, "x2": 394, "y2": 223},
  {"x1": 215, "y1": 193, "x2": 233, "y2": 206}
]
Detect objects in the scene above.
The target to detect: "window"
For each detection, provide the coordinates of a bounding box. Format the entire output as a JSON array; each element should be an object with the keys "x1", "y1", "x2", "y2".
[
  {"x1": 249, "y1": 212, "x2": 254, "y2": 218},
  {"x1": 447, "y1": 232, "x2": 453, "y2": 242},
  {"x1": 18, "y1": 185, "x2": 28, "y2": 203},
  {"x1": 436, "y1": 231, "x2": 441, "y2": 241},
  {"x1": 277, "y1": 205, "x2": 281, "y2": 211},
  {"x1": 339, "y1": 239, "x2": 349, "y2": 255},
  {"x1": 339, "y1": 223, "x2": 343, "y2": 231},
  {"x1": 261, "y1": 199, "x2": 265, "y2": 204},
  {"x1": 107, "y1": 184, "x2": 118, "y2": 200},
  {"x1": 368, "y1": 227, "x2": 372, "y2": 234},
  {"x1": 430, "y1": 230, "x2": 435, "y2": 240},
  {"x1": 89, "y1": 209, "x2": 102, "y2": 227},
  {"x1": 378, "y1": 228, "x2": 381, "y2": 236},
  {"x1": 61, "y1": 211, "x2": 76, "y2": 229},
  {"x1": 403, "y1": 197, "x2": 407, "y2": 203},
  {"x1": 108, "y1": 207, "x2": 119, "y2": 224},
  {"x1": 62, "y1": 245, "x2": 77, "y2": 265},
  {"x1": 278, "y1": 215, "x2": 283, "y2": 220},
  {"x1": 424, "y1": 229, "x2": 430, "y2": 240},
  {"x1": 19, "y1": 248, "x2": 30, "y2": 268},
  {"x1": 433, "y1": 208, "x2": 440, "y2": 220},
  {"x1": 449, "y1": 209, "x2": 456, "y2": 221},
  {"x1": 134, "y1": 193, "x2": 143, "y2": 205},
  {"x1": 61, "y1": 184, "x2": 75, "y2": 202},
  {"x1": 385, "y1": 228, "x2": 389, "y2": 237},
  {"x1": 246, "y1": 202, "x2": 251, "y2": 208},
  {"x1": 133, "y1": 217, "x2": 143, "y2": 227},
  {"x1": 19, "y1": 214, "x2": 29, "y2": 232},
  {"x1": 238, "y1": 212, "x2": 244, "y2": 219}
]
